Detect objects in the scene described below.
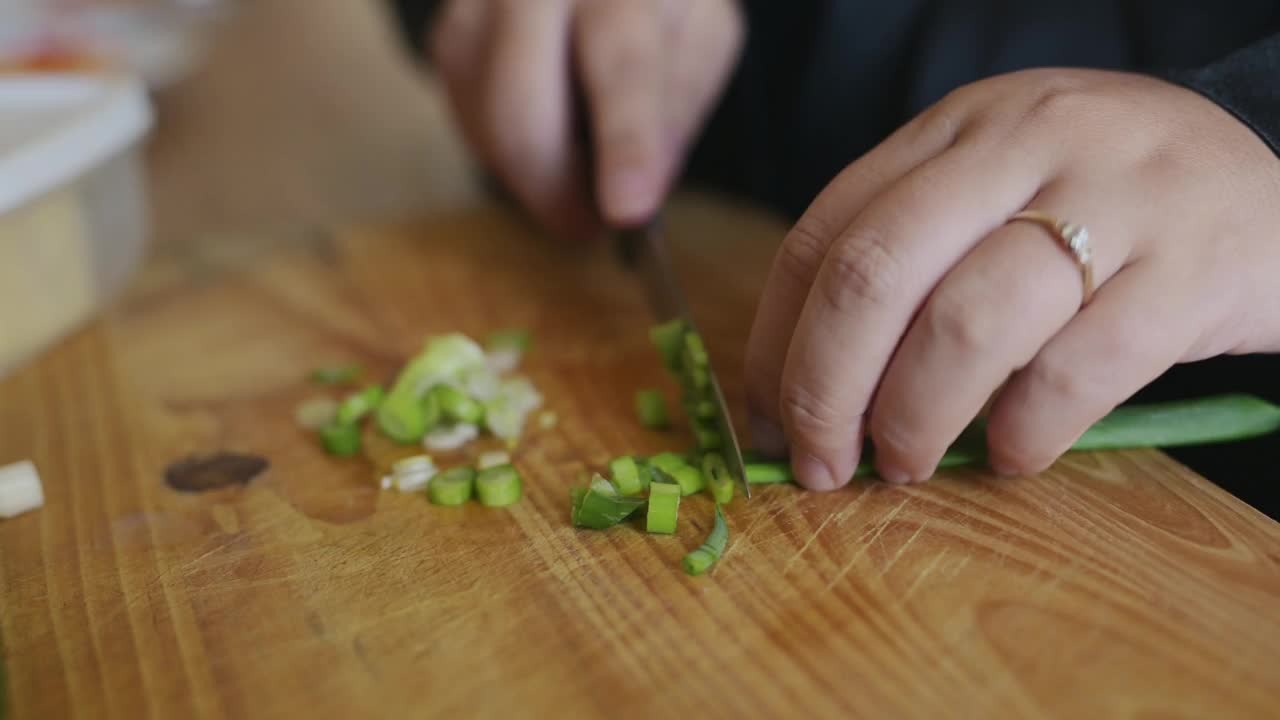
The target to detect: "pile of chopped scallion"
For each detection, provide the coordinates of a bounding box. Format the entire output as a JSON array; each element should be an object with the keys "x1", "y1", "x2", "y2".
[
  {"x1": 298, "y1": 329, "x2": 538, "y2": 507},
  {"x1": 571, "y1": 319, "x2": 737, "y2": 576}
]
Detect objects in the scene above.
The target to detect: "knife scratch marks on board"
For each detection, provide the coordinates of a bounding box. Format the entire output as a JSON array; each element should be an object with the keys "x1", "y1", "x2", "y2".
[
  {"x1": 824, "y1": 496, "x2": 911, "y2": 592},
  {"x1": 782, "y1": 512, "x2": 837, "y2": 576},
  {"x1": 881, "y1": 522, "x2": 926, "y2": 577},
  {"x1": 903, "y1": 548, "x2": 948, "y2": 603}
]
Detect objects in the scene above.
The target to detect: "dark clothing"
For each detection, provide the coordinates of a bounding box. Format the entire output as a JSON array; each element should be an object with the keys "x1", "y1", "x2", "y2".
[{"x1": 392, "y1": 2, "x2": 1280, "y2": 517}]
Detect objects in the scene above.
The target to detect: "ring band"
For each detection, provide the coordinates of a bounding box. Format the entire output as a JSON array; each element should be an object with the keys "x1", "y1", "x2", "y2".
[{"x1": 1008, "y1": 209, "x2": 1095, "y2": 305}]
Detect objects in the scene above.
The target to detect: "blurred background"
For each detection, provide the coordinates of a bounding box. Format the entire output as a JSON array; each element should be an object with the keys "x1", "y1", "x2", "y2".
[{"x1": 1, "y1": 0, "x2": 478, "y2": 243}]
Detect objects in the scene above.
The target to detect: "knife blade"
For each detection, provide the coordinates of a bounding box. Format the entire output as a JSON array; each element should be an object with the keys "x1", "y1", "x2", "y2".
[{"x1": 617, "y1": 220, "x2": 751, "y2": 498}]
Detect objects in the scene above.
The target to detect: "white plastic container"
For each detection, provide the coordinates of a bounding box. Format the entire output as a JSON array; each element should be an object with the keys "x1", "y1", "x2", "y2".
[{"x1": 0, "y1": 74, "x2": 153, "y2": 378}]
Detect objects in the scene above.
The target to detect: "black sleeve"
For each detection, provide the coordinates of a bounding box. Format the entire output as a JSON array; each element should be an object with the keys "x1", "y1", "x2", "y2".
[{"x1": 1163, "y1": 32, "x2": 1280, "y2": 157}]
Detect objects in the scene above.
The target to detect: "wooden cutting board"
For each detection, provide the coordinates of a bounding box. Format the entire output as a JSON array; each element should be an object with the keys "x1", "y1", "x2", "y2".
[{"x1": 2, "y1": 194, "x2": 1278, "y2": 719}]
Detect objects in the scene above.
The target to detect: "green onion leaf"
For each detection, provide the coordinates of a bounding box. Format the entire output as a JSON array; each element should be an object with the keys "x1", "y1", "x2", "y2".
[
  {"x1": 476, "y1": 464, "x2": 522, "y2": 507},
  {"x1": 310, "y1": 364, "x2": 363, "y2": 385},
  {"x1": 682, "y1": 505, "x2": 729, "y2": 576},
  {"x1": 319, "y1": 422, "x2": 361, "y2": 457},
  {"x1": 429, "y1": 466, "x2": 475, "y2": 506},
  {"x1": 573, "y1": 474, "x2": 645, "y2": 529},
  {"x1": 702, "y1": 452, "x2": 734, "y2": 504},
  {"x1": 336, "y1": 385, "x2": 385, "y2": 425},
  {"x1": 635, "y1": 389, "x2": 670, "y2": 430},
  {"x1": 646, "y1": 482, "x2": 681, "y2": 534}
]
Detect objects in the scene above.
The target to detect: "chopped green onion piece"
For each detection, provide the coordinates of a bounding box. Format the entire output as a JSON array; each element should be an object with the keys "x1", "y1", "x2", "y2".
[
  {"x1": 649, "y1": 319, "x2": 688, "y2": 372},
  {"x1": 683, "y1": 331, "x2": 708, "y2": 368},
  {"x1": 693, "y1": 422, "x2": 723, "y2": 450},
  {"x1": 421, "y1": 389, "x2": 442, "y2": 430},
  {"x1": 429, "y1": 467, "x2": 475, "y2": 506},
  {"x1": 608, "y1": 456, "x2": 646, "y2": 496},
  {"x1": 319, "y1": 422, "x2": 361, "y2": 457},
  {"x1": 570, "y1": 486, "x2": 588, "y2": 525},
  {"x1": 336, "y1": 385, "x2": 385, "y2": 425},
  {"x1": 656, "y1": 464, "x2": 705, "y2": 496},
  {"x1": 486, "y1": 328, "x2": 531, "y2": 353},
  {"x1": 432, "y1": 383, "x2": 485, "y2": 424},
  {"x1": 295, "y1": 397, "x2": 339, "y2": 430},
  {"x1": 538, "y1": 411, "x2": 559, "y2": 430},
  {"x1": 685, "y1": 398, "x2": 717, "y2": 419},
  {"x1": 634, "y1": 389, "x2": 670, "y2": 430},
  {"x1": 702, "y1": 452, "x2": 734, "y2": 504},
  {"x1": 476, "y1": 464, "x2": 523, "y2": 507},
  {"x1": 376, "y1": 392, "x2": 429, "y2": 444},
  {"x1": 646, "y1": 482, "x2": 681, "y2": 534},
  {"x1": 388, "y1": 334, "x2": 487, "y2": 402},
  {"x1": 477, "y1": 450, "x2": 512, "y2": 470},
  {"x1": 682, "y1": 505, "x2": 729, "y2": 576},
  {"x1": 310, "y1": 364, "x2": 363, "y2": 385},
  {"x1": 423, "y1": 423, "x2": 480, "y2": 451},
  {"x1": 648, "y1": 452, "x2": 687, "y2": 474},
  {"x1": 573, "y1": 474, "x2": 645, "y2": 529}
]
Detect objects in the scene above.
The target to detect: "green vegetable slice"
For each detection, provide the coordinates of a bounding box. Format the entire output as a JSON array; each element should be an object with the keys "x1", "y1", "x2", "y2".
[
  {"x1": 635, "y1": 389, "x2": 670, "y2": 430},
  {"x1": 570, "y1": 486, "x2": 589, "y2": 525},
  {"x1": 429, "y1": 467, "x2": 475, "y2": 505},
  {"x1": 319, "y1": 422, "x2": 361, "y2": 457},
  {"x1": 432, "y1": 383, "x2": 485, "y2": 424},
  {"x1": 376, "y1": 392, "x2": 429, "y2": 444},
  {"x1": 310, "y1": 364, "x2": 363, "y2": 385},
  {"x1": 646, "y1": 482, "x2": 681, "y2": 534},
  {"x1": 682, "y1": 505, "x2": 729, "y2": 576},
  {"x1": 609, "y1": 456, "x2": 646, "y2": 496},
  {"x1": 573, "y1": 474, "x2": 645, "y2": 529},
  {"x1": 336, "y1": 385, "x2": 385, "y2": 425},
  {"x1": 702, "y1": 452, "x2": 734, "y2": 504},
  {"x1": 649, "y1": 319, "x2": 688, "y2": 372},
  {"x1": 476, "y1": 464, "x2": 522, "y2": 507}
]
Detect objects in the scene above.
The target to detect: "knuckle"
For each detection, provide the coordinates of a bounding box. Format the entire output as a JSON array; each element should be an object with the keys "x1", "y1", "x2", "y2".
[
  {"x1": 922, "y1": 289, "x2": 994, "y2": 353},
  {"x1": 819, "y1": 230, "x2": 902, "y2": 312},
  {"x1": 1027, "y1": 353, "x2": 1091, "y2": 406},
  {"x1": 780, "y1": 382, "x2": 852, "y2": 445},
  {"x1": 775, "y1": 221, "x2": 833, "y2": 286},
  {"x1": 1016, "y1": 81, "x2": 1097, "y2": 132}
]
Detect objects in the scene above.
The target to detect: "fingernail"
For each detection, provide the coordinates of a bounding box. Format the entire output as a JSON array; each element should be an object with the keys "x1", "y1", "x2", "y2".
[
  {"x1": 604, "y1": 168, "x2": 655, "y2": 223},
  {"x1": 793, "y1": 453, "x2": 838, "y2": 492},
  {"x1": 749, "y1": 413, "x2": 787, "y2": 457},
  {"x1": 877, "y1": 463, "x2": 911, "y2": 485}
]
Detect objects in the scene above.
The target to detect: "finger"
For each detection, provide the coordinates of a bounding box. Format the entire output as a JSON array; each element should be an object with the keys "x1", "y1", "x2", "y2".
[
  {"x1": 575, "y1": 0, "x2": 664, "y2": 224},
  {"x1": 867, "y1": 181, "x2": 1134, "y2": 484},
  {"x1": 985, "y1": 258, "x2": 1201, "y2": 475},
  {"x1": 657, "y1": 0, "x2": 743, "y2": 182},
  {"x1": 778, "y1": 139, "x2": 1053, "y2": 491},
  {"x1": 484, "y1": 0, "x2": 599, "y2": 241},
  {"x1": 743, "y1": 102, "x2": 963, "y2": 458},
  {"x1": 430, "y1": 1, "x2": 492, "y2": 150}
]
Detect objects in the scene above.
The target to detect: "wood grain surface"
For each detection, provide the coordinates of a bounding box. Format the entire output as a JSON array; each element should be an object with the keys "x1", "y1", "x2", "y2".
[{"x1": 2, "y1": 195, "x2": 1279, "y2": 719}]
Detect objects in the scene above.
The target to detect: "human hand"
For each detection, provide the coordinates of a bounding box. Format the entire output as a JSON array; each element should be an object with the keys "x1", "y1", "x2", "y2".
[
  {"x1": 430, "y1": 0, "x2": 743, "y2": 241},
  {"x1": 744, "y1": 68, "x2": 1280, "y2": 490}
]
